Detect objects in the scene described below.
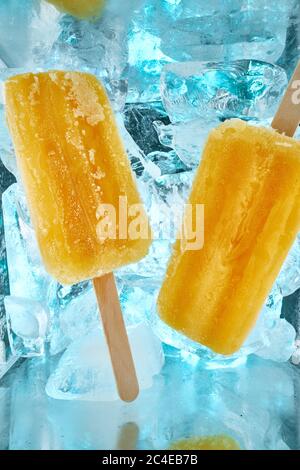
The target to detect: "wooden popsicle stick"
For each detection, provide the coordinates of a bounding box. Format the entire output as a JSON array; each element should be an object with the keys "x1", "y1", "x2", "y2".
[
  {"x1": 272, "y1": 61, "x2": 300, "y2": 137},
  {"x1": 116, "y1": 422, "x2": 139, "y2": 450},
  {"x1": 93, "y1": 273, "x2": 139, "y2": 402}
]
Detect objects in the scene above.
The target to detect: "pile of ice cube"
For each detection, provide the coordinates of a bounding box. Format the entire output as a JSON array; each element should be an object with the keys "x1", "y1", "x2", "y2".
[{"x1": 0, "y1": 0, "x2": 299, "y2": 402}]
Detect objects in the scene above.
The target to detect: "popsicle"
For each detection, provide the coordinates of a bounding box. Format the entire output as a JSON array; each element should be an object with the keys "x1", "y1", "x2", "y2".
[
  {"x1": 5, "y1": 71, "x2": 151, "y2": 401},
  {"x1": 157, "y1": 62, "x2": 300, "y2": 355},
  {"x1": 169, "y1": 435, "x2": 240, "y2": 450},
  {"x1": 46, "y1": 0, "x2": 105, "y2": 19}
]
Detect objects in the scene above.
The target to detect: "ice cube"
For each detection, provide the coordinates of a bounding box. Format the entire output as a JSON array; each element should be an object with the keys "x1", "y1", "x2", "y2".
[
  {"x1": 154, "y1": 119, "x2": 210, "y2": 167},
  {"x1": 5, "y1": 296, "x2": 48, "y2": 357},
  {"x1": 291, "y1": 339, "x2": 300, "y2": 366},
  {"x1": 277, "y1": 234, "x2": 300, "y2": 297},
  {"x1": 46, "y1": 322, "x2": 164, "y2": 401},
  {"x1": 276, "y1": 1, "x2": 300, "y2": 79},
  {"x1": 127, "y1": 0, "x2": 291, "y2": 102},
  {"x1": 50, "y1": 0, "x2": 134, "y2": 82},
  {"x1": 120, "y1": 170, "x2": 194, "y2": 280},
  {"x1": 124, "y1": 103, "x2": 171, "y2": 157},
  {"x1": 9, "y1": 358, "x2": 56, "y2": 450},
  {"x1": 0, "y1": 0, "x2": 60, "y2": 68},
  {"x1": 48, "y1": 281, "x2": 98, "y2": 355},
  {"x1": 245, "y1": 287, "x2": 297, "y2": 363},
  {"x1": 119, "y1": 280, "x2": 159, "y2": 324},
  {"x1": 47, "y1": 274, "x2": 159, "y2": 356},
  {"x1": 2, "y1": 184, "x2": 52, "y2": 301},
  {"x1": 160, "y1": 60, "x2": 287, "y2": 167},
  {"x1": 255, "y1": 320, "x2": 296, "y2": 363},
  {"x1": 161, "y1": 60, "x2": 288, "y2": 124},
  {"x1": 158, "y1": 1, "x2": 291, "y2": 63}
]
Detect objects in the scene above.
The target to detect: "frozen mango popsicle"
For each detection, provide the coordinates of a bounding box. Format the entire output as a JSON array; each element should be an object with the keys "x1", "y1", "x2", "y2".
[
  {"x1": 5, "y1": 71, "x2": 151, "y2": 401},
  {"x1": 158, "y1": 117, "x2": 300, "y2": 355},
  {"x1": 46, "y1": 0, "x2": 105, "y2": 19}
]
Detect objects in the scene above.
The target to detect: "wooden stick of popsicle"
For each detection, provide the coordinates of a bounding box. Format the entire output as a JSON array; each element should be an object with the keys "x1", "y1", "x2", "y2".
[
  {"x1": 116, "y1": 422, "x2": 139, "y2": 450},
  {"x1": 272, "y1": 61, "x2": 300, "y2": 137},
  {"x1": 93, "y1": 275, "x2": 139, "y2": 403}
]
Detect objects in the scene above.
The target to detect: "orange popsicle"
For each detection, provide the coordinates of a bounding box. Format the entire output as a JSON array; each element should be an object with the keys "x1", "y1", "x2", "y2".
[
  {"x1": 46, "y1": 0, "x2": 105, "y2": 19},
  {"x1": 5, "y1": 71, "x2": 151, "y2": 402},
  {"x1": 158, "y1": 119, "x2": 300, "y2": 355}
]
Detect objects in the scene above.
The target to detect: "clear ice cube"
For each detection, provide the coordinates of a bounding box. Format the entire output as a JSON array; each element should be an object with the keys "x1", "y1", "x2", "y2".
[
  {"x1": 0, "y1": 0, "x2": 60, "y2": 68},
  {"x1": 4, "y1": 296, "x2": 48, "y2": 357},
  {"x1": 158, "y1": 0, "x2": 292, "y2": 63},
  {"x1": 161, "y1": 60, "x2": 287, "y2": 124},
  {"x1": 127, "y1": 0, "x2": 291, "y2": 101},
  {"x1": 160, "y1": 60, "x2": 287, "y2": 167},
  {"x1": 50, "y1": 0, "x2": 138, "y2": 82},
  {"x1": 46, "y1": 322, "x2": 164, "y2": 401},
  {"x1": 277, "y1": 234, "x2": 300, "y2": 297},
  {"x1": 2, "y1": 183, "x2": 52, "y2": 301}
]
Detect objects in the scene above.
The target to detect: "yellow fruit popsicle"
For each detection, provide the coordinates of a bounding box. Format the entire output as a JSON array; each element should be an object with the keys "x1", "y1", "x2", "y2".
[
  {"x1": 5, "y1": 71, "x2": 150, "y2": 285},
  {"x1": 5, "y1": 70, "x2": 151, "y2": 402},
  {"x1": 169, "y1": 435, "x2": 240, "y2": 450},
  {"x1": 158, "y1": 119, "x2": 300, "y2": 355},
  {"x1": 46, "y1": 0, "x2": 105, "y2": 19}
]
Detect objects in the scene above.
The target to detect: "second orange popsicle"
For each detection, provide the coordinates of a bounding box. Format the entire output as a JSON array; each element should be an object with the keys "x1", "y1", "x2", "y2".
[{"x1": 158, "y1": 119, "x2": 300, "y2": 355}]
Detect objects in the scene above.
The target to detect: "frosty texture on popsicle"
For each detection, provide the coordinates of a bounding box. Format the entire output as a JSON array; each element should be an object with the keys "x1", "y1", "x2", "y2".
[
  {"x1": 158, "y1": 119, "x2": 300, "y2": 355},
  {"x1": 46, "y1": 0, "x2": 105, "y2": 19},
  {"x1": 5, "y1": 71, "x2": 151, "y2": 285}
]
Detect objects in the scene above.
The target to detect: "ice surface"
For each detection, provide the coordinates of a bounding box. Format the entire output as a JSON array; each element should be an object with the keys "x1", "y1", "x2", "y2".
[
  {"x1": 46, "y1": 322, "x2": 164, "y2": 401},
  {"x1": 8, "y1": 358, "x2": 54, "y2": 450},
  {"x1": 4, "y1": 296, "x2": 48, "y2": 357},
  {"x1": 4, "y1": 353, "x2": 298, "y2": 449}
]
